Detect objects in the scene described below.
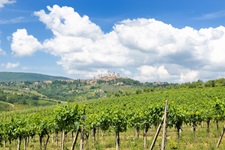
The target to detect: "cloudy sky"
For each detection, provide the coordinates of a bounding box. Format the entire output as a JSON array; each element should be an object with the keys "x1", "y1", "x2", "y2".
[{"x1": 0, "y1": 0, "x2": 225, "y2": 83}]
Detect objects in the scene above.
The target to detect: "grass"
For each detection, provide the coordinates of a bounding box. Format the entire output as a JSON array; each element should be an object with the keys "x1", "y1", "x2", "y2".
[
  {"x1": 0, "y1": 101, "x2": 12, "y2": 111},
  {"x1": 1, "y1": 122, "x2": 225, "y2": 150}
]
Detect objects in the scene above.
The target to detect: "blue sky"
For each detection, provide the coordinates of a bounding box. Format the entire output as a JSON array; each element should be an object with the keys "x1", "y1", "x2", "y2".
[{"x1": 0, "y1": 0, "x2": 225, "y2": 83}]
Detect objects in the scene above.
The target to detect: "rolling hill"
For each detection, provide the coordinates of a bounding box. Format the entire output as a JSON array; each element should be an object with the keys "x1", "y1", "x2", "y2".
[{"x1": 0, "y1": 72, "x2": 72, "y2": 82}]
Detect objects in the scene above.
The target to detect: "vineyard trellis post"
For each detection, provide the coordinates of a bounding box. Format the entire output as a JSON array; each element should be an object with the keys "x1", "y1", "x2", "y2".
[
  {"x1": 149, "y1": 116, "x2": 164, "y2": 150},
  {"x1": 80, "y1": 110, "x2": 86, "y2": 150},
  {"x1": 161, "y1": 100, "x2": 168, "y2": 150},
  {"x1": 149, "y1": 100, "x2": 168, "y2": 150},
  {"x1": 216, "y1": 125, "x2": 225, "y2": 148}
]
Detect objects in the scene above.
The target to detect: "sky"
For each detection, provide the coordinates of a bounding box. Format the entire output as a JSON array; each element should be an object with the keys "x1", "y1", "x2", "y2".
[{"x1": 0, "y1": 0, "x2": 225, "y2": 83}]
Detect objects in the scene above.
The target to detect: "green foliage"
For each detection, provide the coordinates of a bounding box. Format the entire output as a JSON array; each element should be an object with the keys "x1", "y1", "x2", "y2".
[
  {"x1": 1, "y1": 85, "x2": 225, "y2": 149},
  {"x1": 211, "y1": 97, "x2": 225, "y2": 122},
  {"x1": 185, "y1": 108, "x2": 203, "y2": 126},
  {"x1": 53, "y1": 103, "x2": 82, "y2": 132},
  {"x1": 135, "y1": 89, "x2": 143, "y2": 94},
  {"x1": 0, "y1": 75, "x2": 170, "y2": 102},
  {"x1": 0, "y1": 101, "x2": 11, "y2": 111},
  {"x1": 98, "y1": 111, "x2": 111, "y2": 131},
  {"x1": 2, "y1": 76, "x2": 225, "y2": 149},
  {"x1": 111, "y1": 109, "x2": 128, "y2": 132},
  {"x1": 0, "y1": 91, "x2": 55, "y2": 107},
  {"x1": 167, "y1": 103, "x2": 185, "y2": 129}
]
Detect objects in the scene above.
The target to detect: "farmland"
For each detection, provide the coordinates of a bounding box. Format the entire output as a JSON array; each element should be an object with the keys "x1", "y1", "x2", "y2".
[{"x1": 1, "y1": 78, "x2": 225, "y2": 149}]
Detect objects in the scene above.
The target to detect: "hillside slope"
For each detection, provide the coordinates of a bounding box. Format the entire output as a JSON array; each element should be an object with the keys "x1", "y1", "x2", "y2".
[{"x1": 0, "y1": 72, "x2": 71, "y2": 82}]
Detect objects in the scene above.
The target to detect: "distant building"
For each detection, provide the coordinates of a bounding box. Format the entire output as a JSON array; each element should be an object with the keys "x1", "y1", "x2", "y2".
[
  {"x1": 33, "y1": 81, "x2": 39, "y2": 85},
  {"x1": 153, "y1": 81, "x2": 168, "y2": 86},
  {"x1": 43, "y1": 80, "x2": 52, "y2": 84},
  {"x1": 96, "y1": 70, "x2": 121, "y2": 81}
]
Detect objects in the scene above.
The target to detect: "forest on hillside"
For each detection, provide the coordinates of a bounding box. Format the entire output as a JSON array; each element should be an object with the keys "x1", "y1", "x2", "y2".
[{"x1": 0, "y1": 77, "x2": 224, "y2": 111}]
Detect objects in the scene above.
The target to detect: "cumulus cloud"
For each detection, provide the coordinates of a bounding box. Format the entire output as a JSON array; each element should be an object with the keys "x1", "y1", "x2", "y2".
[
  {"x1": 1, "y1": 62, "x2": 20, "y2": 69},
  {"x1": 120, "y1": 69, "x2": 132, "y2": 76},
  {"x1": 11, "y1": 29, "x2": 42, "y2": 56},
  {"x1": 0, "y1": 0, "x2": 16, "y2": 8},
  {"x1": 10, "y1": 5, "x2": 225, "y2": 83},
  {"x1": 180, "y1": 70, "x2": 199, "y2": 83},
  {"x1": 135, "y1": 65, "x2": 170, "y2": 81},
  {"x1": 34, "y1": 5, "x2": 103, "y2": 39}
]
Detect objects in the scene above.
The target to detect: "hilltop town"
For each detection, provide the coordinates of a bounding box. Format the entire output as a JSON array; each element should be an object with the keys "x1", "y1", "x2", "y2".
[{"x1": 94, "y1": 70, "x2": 121, "y2": 81}]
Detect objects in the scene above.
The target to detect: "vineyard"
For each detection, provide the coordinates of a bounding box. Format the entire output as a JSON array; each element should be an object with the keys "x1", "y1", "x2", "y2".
[{"x1": 1, "y1": 86, "x2": 225, "y2": 149}]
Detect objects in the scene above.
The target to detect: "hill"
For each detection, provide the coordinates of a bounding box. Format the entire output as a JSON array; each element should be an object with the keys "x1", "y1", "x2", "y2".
[
  {"x1": 0, "y1": 71, "x2": 224, "y2": 111},
  {"x1": 0, "y1": 72, "x2": 72, "y2": 82}
]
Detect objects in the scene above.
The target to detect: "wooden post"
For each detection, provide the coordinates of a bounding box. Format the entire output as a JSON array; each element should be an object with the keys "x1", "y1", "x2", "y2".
[
  {"x1": 149, "y1": 115, "x2": 164, "y2": 150},
  {"x1": 143, "y1": 124, "x2": 150, "y2": 148},
  {"x1": 216, "y1": 125, "x2": 225, "y2": 148},
  {"x1": 80, "y1": 111, "x2": 86, "y2": 150},
  {"x1": 17, "y1": 136, "x2": 21, "y2": 150},
  {"x1": 71, "y1": 128, "x2": 80, "y2": 150},
  {"x1": 161, "y1": 100, "x2": 168, "y2": 150},
  {"x1": 116, "y1": 130, "x2": 120, "y2": 150},
  {"x1": 24, "y1": 138, "x2": 26, "y2": 150},
  {"x1": 80, "y1": 126, "x2": 84, "y2": 150},
  {"x1": 61, "y1": 131, "x2": 65, "y2": 150},
  {"x1": 3, "y1": 140, "x2": 6, "y2": 148}
]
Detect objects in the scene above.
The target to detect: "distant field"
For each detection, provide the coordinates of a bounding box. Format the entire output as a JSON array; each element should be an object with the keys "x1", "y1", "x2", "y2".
[
  {"x1": 1, "y1": 86, "x2": 225, "y2": 149},
  {"x1": 0, "y1": 101, "x2": 12, "y2": 111}
]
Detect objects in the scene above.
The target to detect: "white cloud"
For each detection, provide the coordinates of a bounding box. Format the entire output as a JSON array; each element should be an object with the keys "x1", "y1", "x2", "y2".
[
  {"x1": 11, "y1": 29, "x2": 42, "y2": 56},
  {"x1": 120, "y1": 69, "x2": 132, "y2": 76},
  {"x1": 180, "y1": 70, "x2": 199, "y2": 83},
  {"x1": 34, "y1": 5, "x2": 132, "y2": 79},
  {"x1": 114, "y1": 19, "x2": 177, "y2": 54},
  {"x1": 206, "y1": 27, "x2": 225, "y2": 64},
  {"x1": 1, "y1": 62, "x2": 19, "y2": 69},
  {"x1": 10, "y1": 5, "x2": 225, "y2": 82},
  {"x1": 65, "y1": 68, "x2": 109, "y2": 79},
  {"x1": 0, "y1": 0, "x2": 16, "y2": 8},
  {"x1": 34, "y1": 5, "x2": 103, "y2": 39},
  {"x1": 135, "y1": 65, "x2": 170, "y2": 81}
]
